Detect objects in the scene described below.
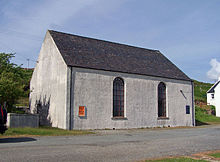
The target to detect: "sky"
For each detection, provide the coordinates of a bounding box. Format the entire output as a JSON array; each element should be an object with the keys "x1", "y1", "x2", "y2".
[{"x1": 0, "y1": 0, "x2": 220, "y2": 83}]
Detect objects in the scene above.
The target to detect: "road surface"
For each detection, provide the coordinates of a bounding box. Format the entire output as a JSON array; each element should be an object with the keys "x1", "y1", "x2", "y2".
[{"x1": 1, "y1": 125, "x2": 220, "y2": 162}]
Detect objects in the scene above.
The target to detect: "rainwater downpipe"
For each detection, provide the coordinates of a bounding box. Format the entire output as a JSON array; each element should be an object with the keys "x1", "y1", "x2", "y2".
[{"x1": 191, "y1": 80, "x2": 195, "y2": 126}]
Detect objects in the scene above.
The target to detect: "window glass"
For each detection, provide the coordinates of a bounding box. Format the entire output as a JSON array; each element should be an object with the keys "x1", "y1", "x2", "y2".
[
  {"x1": 211, "y1": 94, "x2": 214, "y2": 99},
  {"x1": 113, "y1": 77, "x2": 124, "y2": 117},
  {"x1": 158, "y1": 82, "x2": 166, "y2": 117}
]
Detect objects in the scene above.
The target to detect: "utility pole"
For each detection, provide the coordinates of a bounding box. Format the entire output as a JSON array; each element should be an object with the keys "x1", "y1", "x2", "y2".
[{"x1": 27, "y1": 59, "x2": 30, "y2": 69}]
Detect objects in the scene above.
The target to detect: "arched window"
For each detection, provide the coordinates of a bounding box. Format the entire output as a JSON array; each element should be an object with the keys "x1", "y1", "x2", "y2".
[
  {"x1": 113, "y1": 77, "x2": 124, "y2": 117},
  {"x1": 158, "y1": 82, "x2": 166, "y2": 117}
]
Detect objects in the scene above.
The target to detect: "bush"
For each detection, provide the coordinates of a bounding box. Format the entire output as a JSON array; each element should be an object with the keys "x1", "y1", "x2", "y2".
[
  {"x1": 0, "y1": 53, "x2": 33, "y2": 109},
  {"x1": 210, "y1": 105, "x2": 216, "y2": 115}
]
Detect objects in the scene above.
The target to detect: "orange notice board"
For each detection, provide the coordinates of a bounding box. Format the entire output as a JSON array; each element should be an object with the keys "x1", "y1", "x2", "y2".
[{"x1": 79, "y1": 106, "x2": 85, "y2": 117}]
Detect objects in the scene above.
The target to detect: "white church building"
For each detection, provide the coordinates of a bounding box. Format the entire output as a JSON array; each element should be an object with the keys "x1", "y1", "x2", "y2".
[
  {"x1": 207, "y1": 79, "x2": 220, "y2": 117},
  {"x1": 30, "y1": 30, "x2": 194, "y2": 130}
]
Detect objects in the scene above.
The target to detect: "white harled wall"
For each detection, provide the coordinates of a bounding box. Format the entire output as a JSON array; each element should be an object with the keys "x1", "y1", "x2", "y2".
[
  {"x1": 214, "y1": 85, "x2": 220, "y2": 117},
  {"x1": 207, "y1": 82, "x2": 220, "y2": 117},
  {"x1": 207, "y1": 93, "x2": 215, "y2": 106},
  {"x1": 71, "y1": 67, "x2": 194, "y2": 129},
  {"x1": 30, "y1": 31, "x2": 68, "y2": 129}
]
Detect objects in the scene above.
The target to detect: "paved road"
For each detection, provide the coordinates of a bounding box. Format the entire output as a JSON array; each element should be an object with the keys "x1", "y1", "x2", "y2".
[{"x1": 0, "y1": 125, "x2": 220, "y2": 162}]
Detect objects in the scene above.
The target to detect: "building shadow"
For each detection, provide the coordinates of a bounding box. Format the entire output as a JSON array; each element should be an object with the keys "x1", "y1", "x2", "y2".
[
  {"x1": 34, "y1": 95, "x2": 52, "y2": 127},
  {"x1": 0, "y1": 137, "x2": 36, "y2": 143}
]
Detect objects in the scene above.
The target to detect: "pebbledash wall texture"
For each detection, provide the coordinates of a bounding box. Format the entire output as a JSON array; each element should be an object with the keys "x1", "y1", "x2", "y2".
[{"x1": 30, "y1": 30, "x2": 194, "y2": 130}]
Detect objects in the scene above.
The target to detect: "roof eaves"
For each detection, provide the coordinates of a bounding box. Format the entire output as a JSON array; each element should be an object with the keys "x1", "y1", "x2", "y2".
[
  {"x1": 207, "y1": 81, "x2": 220, "y2": 93},
  {"x1": 68, "y1": 65, "x2": 192, "y2": 82}
]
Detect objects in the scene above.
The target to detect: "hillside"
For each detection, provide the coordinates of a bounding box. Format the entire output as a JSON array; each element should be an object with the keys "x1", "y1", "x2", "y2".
[
  {"x1": 194, "y1": 80, "x2": 213, "y2": 102},
  {"x1": 194, "y1": 80, "x2": 220, "y2": 125}
]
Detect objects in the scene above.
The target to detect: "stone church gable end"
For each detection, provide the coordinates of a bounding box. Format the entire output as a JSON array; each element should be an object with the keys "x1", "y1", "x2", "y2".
[{"x1": 30, "y1": 30, "x2": 194, "y2": 130}]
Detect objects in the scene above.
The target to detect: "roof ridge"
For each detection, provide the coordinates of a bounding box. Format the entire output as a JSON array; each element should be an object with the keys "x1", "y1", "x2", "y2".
[{"x1": 48, "y1": 30, "x2": 159, "y2": 53}]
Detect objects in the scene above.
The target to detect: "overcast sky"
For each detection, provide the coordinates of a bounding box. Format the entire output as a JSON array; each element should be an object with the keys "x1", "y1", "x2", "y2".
[{"x1": 0, "y1": 0, "x2": 220, "y2": 83}]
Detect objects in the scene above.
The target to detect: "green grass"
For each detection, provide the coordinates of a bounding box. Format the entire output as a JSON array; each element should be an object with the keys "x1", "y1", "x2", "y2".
[
  {"x1": 193, "y1": 80, "x2": 213, "y2": 102},
  {"x1": 195, "y1": 106, "x2": 220, "y2": 124},
  {"x1": 208, "y1": 152, "x2": 220, "y2": 158},
  {"x1": 193, "y1": 80, "x2": 220, "y2": 126},
  {"x1": 0, "y1": 127, "x2": 94, "y2": 137},
  {"x1": 7, "y1": 106, "x2": 26, "y2": 114},
  {"x1": 146, "y1": 157, "x2": 207, "y2": 162},
  {"x1": 15, "y1": 97, "x2": 29, "y2": 107}
]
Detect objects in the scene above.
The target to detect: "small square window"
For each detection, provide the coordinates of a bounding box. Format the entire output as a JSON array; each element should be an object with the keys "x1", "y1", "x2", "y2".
[
  {"x1": 186, "y1": 105, "x2": 190, "y2": 114},
  {"x1": 211, "y1": 94, "x2": 214, "y2": 99}
]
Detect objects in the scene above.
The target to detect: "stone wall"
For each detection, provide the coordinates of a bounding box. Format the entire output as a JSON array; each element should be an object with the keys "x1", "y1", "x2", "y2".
[{"x1": 7, "y1": 113, "x2": 39, "y2": 128}]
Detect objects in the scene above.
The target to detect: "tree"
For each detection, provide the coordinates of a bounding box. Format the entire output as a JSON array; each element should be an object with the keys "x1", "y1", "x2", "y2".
[{"x1": 0, "y1": 53, "x2": 25, "y2": 108}]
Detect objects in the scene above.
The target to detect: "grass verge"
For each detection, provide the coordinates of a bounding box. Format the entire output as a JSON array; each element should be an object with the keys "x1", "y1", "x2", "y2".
[
  {"x1": 208, "y1": 152, "x2": 220, "y2": 158},
  {"x1": 144, "y1": 150, "x2": 220, "y2": 162},
  {"x1": 145, "y1": 157, "x2": 207, "y2": 162},
  {"x1": 195, "y1": 106, "x2": 220, "y2": 125},
  {"x1": 0, "y1": 127, "x2": 94, "y2": 137}
]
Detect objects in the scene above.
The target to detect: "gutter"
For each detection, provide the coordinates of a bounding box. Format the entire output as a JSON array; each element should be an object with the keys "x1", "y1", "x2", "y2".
[{"x1": 65, "y1": 65, "x2": 191, "y2": 82}]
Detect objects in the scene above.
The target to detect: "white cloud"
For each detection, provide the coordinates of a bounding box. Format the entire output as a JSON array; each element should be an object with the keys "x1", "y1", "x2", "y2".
[{"x1": 207, "y1": 58, "x2": 220, "y2": 81}]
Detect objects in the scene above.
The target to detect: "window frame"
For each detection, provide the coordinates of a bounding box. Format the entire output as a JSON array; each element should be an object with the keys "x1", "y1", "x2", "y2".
[
  {"x1": 211, "y1": 93, "x2": 214, "y2": 99},
  {"x1": 157, "y1": 82, "x2": 167, "y2": 118},
  {"x1": 186, "y1": 105, "x2": 190, "y2": 114},
  {"x1": 113, "y1": 77, "x2": 125, "y2": 118}
]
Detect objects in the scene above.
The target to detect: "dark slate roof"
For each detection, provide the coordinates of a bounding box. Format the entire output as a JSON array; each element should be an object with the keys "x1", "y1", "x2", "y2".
[
  {"x1": 49, "y1": 30, "x2": 191, "y2": 81},
  {"x1": 207, "y1": 81, "x2": 220, "y2": 93}
]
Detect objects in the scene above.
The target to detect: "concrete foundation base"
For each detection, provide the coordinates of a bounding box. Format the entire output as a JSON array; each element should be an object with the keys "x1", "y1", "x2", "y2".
[{"x1": 7, "y1": 113, "x2": 39, "y2": 128}]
